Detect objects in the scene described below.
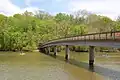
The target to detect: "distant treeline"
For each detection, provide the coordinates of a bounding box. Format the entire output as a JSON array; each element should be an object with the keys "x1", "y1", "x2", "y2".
[{"x1": 0, "y1": 10, "x2": 120, "y2": 51}]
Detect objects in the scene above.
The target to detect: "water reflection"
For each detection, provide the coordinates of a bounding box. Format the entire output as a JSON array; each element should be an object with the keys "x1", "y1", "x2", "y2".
[
  {"x1": 48, "y1": 52, "x2": 120, "y2": 80},
  {"x1": 70, "y1": 58, "x2": 120, "y2": 80},
  {"x1": 89, "y1": 65, "x2": 94, "y2": 72}
]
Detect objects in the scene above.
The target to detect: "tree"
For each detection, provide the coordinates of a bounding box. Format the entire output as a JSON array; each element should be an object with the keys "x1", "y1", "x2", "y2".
[
  {"x1": 0, "y1": 9, "x2": 118, "y2": 52},
  {"x1": 86, "y1": 14, "x2": 113, "y2": 33},
  {"x1": 35, "y1": 10, "x2": 52, "y2": 20}
]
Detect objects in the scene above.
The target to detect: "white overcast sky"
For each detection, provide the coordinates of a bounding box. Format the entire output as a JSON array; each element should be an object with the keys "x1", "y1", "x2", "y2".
[{"x1": 0, "y1": 0, "x2": 120, "y2": 19}]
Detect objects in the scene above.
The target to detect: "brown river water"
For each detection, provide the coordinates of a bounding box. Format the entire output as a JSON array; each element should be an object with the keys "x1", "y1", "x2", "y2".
[{"x1": 0, "y1": 51, "x2": 120, "y2": 80}]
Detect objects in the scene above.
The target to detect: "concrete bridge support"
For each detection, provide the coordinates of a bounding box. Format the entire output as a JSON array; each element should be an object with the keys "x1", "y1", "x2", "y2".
[
  {"x1": 48, "y1": 47, "x2": 50, "y2": 54},
  {"x1": 45, "y1": 48, "x2": 47, "y2": 54},
  {"x1": 65, "y1": 45, "x2": 69, "y2": 60},
  {"x1": 54, "y1": 46, "x2": 57, "y2": 56},
  {"x1": 89, "y1": 46, "x2": 95, "y2": 66}
]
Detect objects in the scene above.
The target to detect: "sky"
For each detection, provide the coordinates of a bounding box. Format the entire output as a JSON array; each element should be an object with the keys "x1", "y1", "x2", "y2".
[{"x1": 0, "y1": 0, "x2": 120, "y2": 19}]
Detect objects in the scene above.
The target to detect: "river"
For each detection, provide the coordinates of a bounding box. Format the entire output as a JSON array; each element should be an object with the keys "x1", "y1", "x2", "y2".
[{"x1": 0, "y1": 51, "x2": 120, "y2": 80}]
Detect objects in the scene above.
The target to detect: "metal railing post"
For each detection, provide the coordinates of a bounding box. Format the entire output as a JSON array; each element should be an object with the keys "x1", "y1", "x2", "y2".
[
  {"x1": 99, "y1": 33, "x2": 101, "y2": 40},
  {"x1": 94, "y1": 35, "x2": 95, "y2": 40},
  {"x1": 110, "y1": 31, "x2": 112, "y2": 40},
  {"x1": 114, "y1": 31, "x2": 115, "y2": 40},
  {"x1": 89, "y1": 35, "x2": 90, "y2": 40},
  {"x1": 84, "y1": 36, "x2": 86, "y2": 40},
  {"x1": 106, "y1": 33, "x2": 107, "y2": 40}
]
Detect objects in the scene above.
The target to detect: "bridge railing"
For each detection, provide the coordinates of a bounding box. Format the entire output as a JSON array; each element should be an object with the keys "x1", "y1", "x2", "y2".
[
  {"x1": 55, "y1": 31, "x2": 120, "y2": 41},
  {"x1": 41, "y1": 31, "x2": 120, "y2": 46}
]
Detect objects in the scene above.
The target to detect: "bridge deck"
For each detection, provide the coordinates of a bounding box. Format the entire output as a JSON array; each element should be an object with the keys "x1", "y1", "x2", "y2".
[{"x1": 40, "y1": 31, "x2": 120, "y2": 48}]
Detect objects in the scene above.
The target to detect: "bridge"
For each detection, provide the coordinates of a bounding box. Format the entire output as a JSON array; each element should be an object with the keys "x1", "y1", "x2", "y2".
[{"x1": 39, "y1": 31, "x2": 120, "y2": 66}]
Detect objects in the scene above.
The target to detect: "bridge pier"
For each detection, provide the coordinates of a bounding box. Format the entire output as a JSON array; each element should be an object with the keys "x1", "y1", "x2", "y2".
[
  {"x1": 89, "y1": 46, "x2": 95, "y2": 66},
  {"x1": 45, "y1": 48, "x2": 47, "y2": 54},
  {"x1": 54, "y1": 46, "x2": 57, "y2": 56},
  {"x1": 65, "y1": 45, "x2": 69, "y2": 60},
  {"x1": 48, "y1": 47, "x2": 50, "y2": 54}
]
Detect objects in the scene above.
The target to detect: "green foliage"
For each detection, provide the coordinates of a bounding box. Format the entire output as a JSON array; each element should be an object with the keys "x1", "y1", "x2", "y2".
[
  {"x1": 70, "y1": 24, "x2": 88, "y2": 36},
  {"x1": 0, "y1": 10, "x2": 119, "y2": 51}
]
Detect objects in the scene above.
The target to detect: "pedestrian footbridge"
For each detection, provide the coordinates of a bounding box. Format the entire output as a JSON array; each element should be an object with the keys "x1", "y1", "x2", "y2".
[{"x1": 39, "y1": 31, "x2": 120, "y2": 66}]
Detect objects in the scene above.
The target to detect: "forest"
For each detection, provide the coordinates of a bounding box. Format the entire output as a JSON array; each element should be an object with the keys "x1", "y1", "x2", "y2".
[{"x1": 0, "y1": 10, "x2": 120, "y2": 52}]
